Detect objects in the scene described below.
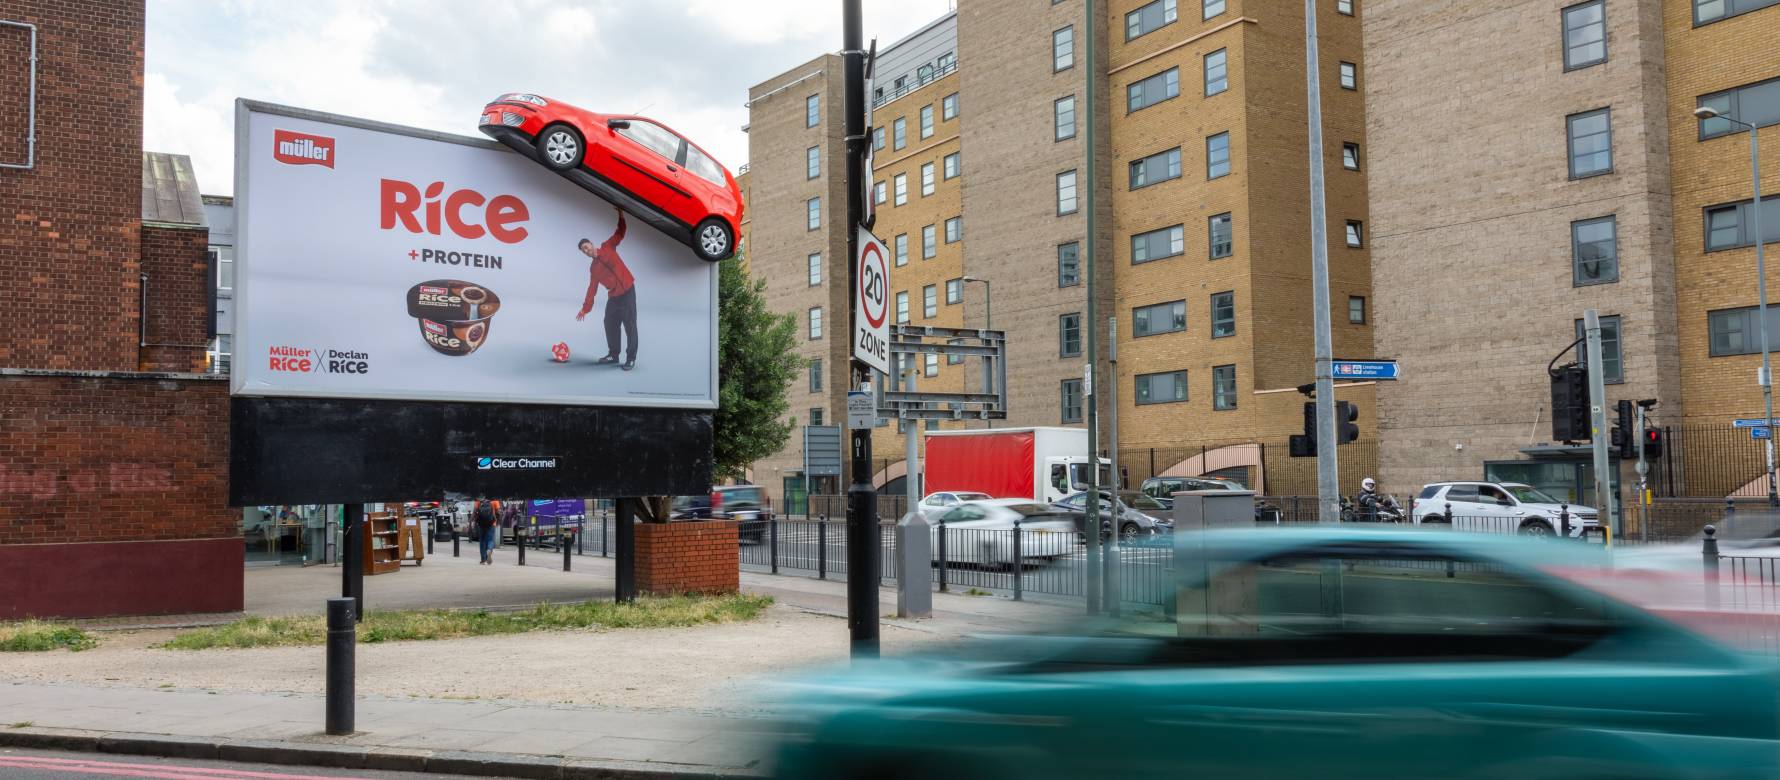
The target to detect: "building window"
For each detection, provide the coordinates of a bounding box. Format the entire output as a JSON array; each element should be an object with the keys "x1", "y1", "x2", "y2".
[
  {"x1": 1204, "y1": 49, "x2": 1228, "y2": 96},
  {"x1": 945, "y1": 216, "x2": 962, "y2": 243},
  {"x1": 1706, "y1": 195, "x2": 1780, "y2": 251},
  {"x1": 1695, "y1": 0, "x2": 1780, "y2": 26},
  {"x1": 1134, "y1": 300, "x2": 1187, "y2": 337},
  {"x1": 207, "y1": 334, "x2": 232, "y2": 375},
  {"x1": 1061, "y1": 379, "x2": 1084, "y2": 423},
  {"x1": 1571, "y1": 215, "x2": 1619, "y2": 285},
  {"x1": 809, "y1": 359, "x2": 823, "y2": 392},
  {"x1": 1204, "y1": 0, "x2": 1226, "y2": 20},
  {"x1": 1058, "y1": 170, "x2": 1079, "y2": 214},
  {"x1": 921, "y1": 162, "x2": 936, "y2": 196},
  {"x1": 923, "y1": 224, "x2": 938, "y2": 258},
  {"x1": 1342, "y1": 142, "x2": 1361, "y2": 170},
  {"x1": 896, "y1": 291, "x2": 910, "y2": 324},
  {"x1": 894, "y1": 173, "x2": 908, "y2": 205},
  {"x1": 810, "y1": 408, "x2": 824, "y2": 426},
  {"x1": 1211, "y1": 291, "x2": 1235, "y2": 336},
  {"x1": 1209, "y1": 212, "x2": 1233, "y2": 258},
  {"x1": 946, "y1": 278, "x2": 963, "y2": 304},
  {"x1": 943, "y1": 92, "x2": 959, "y2": 120},
  {"x1": 1058, "y1": 242, "x2": 1081, "y2": 287},
  {"x1": 1345, "y1": 220, "x2": 1364, "y2": 247},
  {"x1": 918, "y1": 64, "x2": 935, "y2": 84},
  {"x1": 1054, "y1": 26, "x2": 1075, "y2": 72},
  {"x1": 807, "y1": 197, "x2": 821, "y2": 230},
  {"x1": 212, "y1": 246, "x2": 235, "y2": 291},
  {"x1": 808, "y1": 307, "x2": 823, "y2": 339},
  {"x1": 1697, "y1": 76, "x2": 1780, "y2": 140},
  {"x1": 1562, "y1": 1, "x2": 1606, "y2": 70},
  {"x1": 808, "y1": 252, "x2": 822, "y2": 286},
  {"x1": 895, "y1": 233, "x2": 909, "y2": 266},
  {"x1": 893, "y1": 117, "x2": 907, "y2": 150},
  {"x1": 1136, "y1": 370, "x2": 1188, "y2": 405},
  {"x1": 1127, "y1": 0, "x2": 1178, "y2": 40},
  {"x1": 943, "y1": 152, "x2": 961, "y2": 179},
  {"x1": 920, "y1": 104, "x2": 935, "y2": 139},
  {"x1": 1060, "y1": 312, "x2": 1083, "y2": 357},
  {"x1": 1206, "y1": 132, "x2": 1231, "y2": 178},
  {"x1": 1128, "y1": 67, "x2": 1180, "y2": 112},
  {"x1": 1338, "y1": 61, "x2": 1357, "y2": 90},
  {"x1": 1574, "y1": 316, "x2": 1624, "y2": 383},
  {"x1": 1213, "y1": 364, "x2": 1237, "y2": 409},
  {"x1": 874, "y1": 180, "x2": 887, "y2": 204},
  {"x1": 1132, "y1": 224, "x2": 1186, "y2": 264},
  {"x1": 1348, "y1": 295, "x2": 1367, "y2": 324},
  {"x1": 1567, "y1": 108, "x2": 1613, "y2": 178},
  {"x1": 1055, "y1": 95, "x2": 1077, "y2": 141},
  {"x1": 873, "y1": 126, "x2": 885, "y2": 150},
  {"x1": 807, "y1": 145, "x2": 820, "y2": 179},
  {"x1": 806, "y1": 94, "x2": 820, "y2": 127},
  {"x1": 1337, "y1": 0, "x2": 1354, "y2": 14},
  {"x1": 924, "y1": 285, "x2": 938, "y2": 318},
  {"x1": 925, "y1": 352, "x2": 939, "y2": 377},
  {"x1": 1130, "y1": 147, "x2": 1183, "y2": 189},
  {"x1": 1710, "y1": 305, "x2": 1780, "y2": 356}
]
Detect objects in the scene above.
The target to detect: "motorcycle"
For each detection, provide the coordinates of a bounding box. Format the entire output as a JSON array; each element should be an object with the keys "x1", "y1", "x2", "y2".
[{"x1": 1345, "y1": 493, "x2": 1406, "y2": 523}]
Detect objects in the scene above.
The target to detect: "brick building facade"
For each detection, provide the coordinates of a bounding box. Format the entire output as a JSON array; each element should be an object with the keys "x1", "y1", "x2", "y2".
[{"x1": 0, "y1": 0, "x2": 238, "y2": 619}]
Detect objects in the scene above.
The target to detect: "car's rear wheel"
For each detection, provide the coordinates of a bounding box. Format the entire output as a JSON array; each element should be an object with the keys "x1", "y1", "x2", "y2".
[
  {"x1": 1120, "y1": 522, "x2": 1141, "y2": 542},
  {"x1": 694, "y1": 217, "x2": 733, "y2": 262},
  {"x1": 537, "y1": 123, "x2": 584, "y2": 171},
  {"x1": 1422, "y1": 514, "x2": 1451, "y2": 524},
  {"x1": 1517, "y1": 519, "x2": 1556, "y2": 537}
]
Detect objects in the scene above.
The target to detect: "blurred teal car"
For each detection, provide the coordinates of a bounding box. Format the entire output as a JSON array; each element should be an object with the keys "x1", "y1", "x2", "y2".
[{"x1": 771, "y1": 528, "x2": 1780, "y2": 779}]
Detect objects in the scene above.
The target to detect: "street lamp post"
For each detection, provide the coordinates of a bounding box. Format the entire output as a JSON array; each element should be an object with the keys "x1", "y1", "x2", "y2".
[
  {"x1": 1696, "y1": 106, "x2": 1775, "y2": 506},
  {"x1": 962, "y1": 276, "x2": 993, "y2": 429}
]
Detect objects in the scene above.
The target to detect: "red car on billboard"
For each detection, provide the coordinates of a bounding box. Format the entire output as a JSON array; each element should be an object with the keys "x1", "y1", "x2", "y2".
[{"x1": 479, "y1": 93, "x2": 742, "y2": 262}]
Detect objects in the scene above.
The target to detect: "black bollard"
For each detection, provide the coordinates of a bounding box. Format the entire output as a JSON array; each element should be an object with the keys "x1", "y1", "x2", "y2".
[
  {"x1": 325, "y1": 597, "x2": 355, "y2": 735},
  {"x1": 577, "y1": 517, "x2": 584, "y2": 555},
  {"x1": 452, "y1": 527, "x2": 460, "y2": 558},
  {"x1": 563, "y1": 530, "x2": 572, "y2": 572},
  {"x1": 1704, "y1": 525, "x2": 1721, "y2": 609},
  {"x1": 517, "y1": 529, "x2": 526, "y2": 566}
]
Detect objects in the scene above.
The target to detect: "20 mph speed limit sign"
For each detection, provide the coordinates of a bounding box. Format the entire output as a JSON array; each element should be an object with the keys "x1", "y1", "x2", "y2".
[{"x1": 853, "y1": 224, "x2": 890, "y2": 376}]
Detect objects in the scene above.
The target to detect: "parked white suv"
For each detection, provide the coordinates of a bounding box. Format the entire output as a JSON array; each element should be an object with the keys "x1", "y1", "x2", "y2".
[{"x1": 1411, "y1": 482, "x2": 1599, "y2": 538}]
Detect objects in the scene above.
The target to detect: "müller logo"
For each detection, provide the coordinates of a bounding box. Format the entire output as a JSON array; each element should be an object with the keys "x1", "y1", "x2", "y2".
[{"x1": 273, "y1": 129, "x2": 335, "y2": 168}]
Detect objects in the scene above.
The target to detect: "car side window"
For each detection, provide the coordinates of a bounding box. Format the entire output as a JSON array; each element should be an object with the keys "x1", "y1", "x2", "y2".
[
  {"x1": 953, "y1": 506, "x2": 986, "y2": 522},
  {"x1": 1443, "y1": 485, "x2": 1477, "y2": 502},
  {"x1": 683, "y1": 146, "x2": 728, "y2": 187},
  {"x1": 1477, "y1": 485, "x2": 1509, "y2": 504},
  {"x1": 617, "y1": 120, "x2": 684, "y2": 164},
  {"x1": 1051, "y1": 465, "x2": 1070, "y2": 494},
  {"x1": 939, "y1": 507, "x2": 966, "y2": 523},
  {"x1": 1417, "y1": 485, "x2": 1441, "y2": 499}
]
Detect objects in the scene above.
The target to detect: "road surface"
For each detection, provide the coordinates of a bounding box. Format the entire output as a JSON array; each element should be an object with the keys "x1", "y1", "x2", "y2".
[{"x1": 0, "y1": 749, "x2": 498, "y2": 780}]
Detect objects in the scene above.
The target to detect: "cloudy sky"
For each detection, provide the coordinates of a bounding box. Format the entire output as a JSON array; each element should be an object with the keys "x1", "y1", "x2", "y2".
[{"x1": 146, "y1": 0, "x2": 954, "y2": 196}]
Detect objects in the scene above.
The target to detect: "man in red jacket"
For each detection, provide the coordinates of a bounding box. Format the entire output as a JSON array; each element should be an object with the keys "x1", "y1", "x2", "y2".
[{"x1": 575, "y1": 207, "x2": 638, "y2": 370}]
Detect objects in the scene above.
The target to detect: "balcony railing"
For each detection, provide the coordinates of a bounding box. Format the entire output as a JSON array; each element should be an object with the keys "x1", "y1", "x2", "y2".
[{"x1": 872, "y1": 58, "x2": 957, "y2": 109}]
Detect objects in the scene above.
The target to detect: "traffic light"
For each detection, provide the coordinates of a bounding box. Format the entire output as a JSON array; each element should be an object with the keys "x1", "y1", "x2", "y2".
[
  {"x1": 1613, "y1": 399, "x2": 1635, "y2": 459},
  {"x1": 1289, "y1": 401, "x2": 1316, "y2": 457},
  {"x1": 1644, "y1": 427, "x2": 1664, "y2": 460},
  {"x1": 1549, "y1": 365, "x2": 1590, "y2": 443},
  {"x1": 1337, "y1": 400, "x2": 1360, "y2": 445}
]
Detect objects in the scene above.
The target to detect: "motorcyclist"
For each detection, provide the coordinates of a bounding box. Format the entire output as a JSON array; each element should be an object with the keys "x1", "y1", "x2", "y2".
[{"x1": 1356, "y1": 477, "x2": 1381, "y2": 522}]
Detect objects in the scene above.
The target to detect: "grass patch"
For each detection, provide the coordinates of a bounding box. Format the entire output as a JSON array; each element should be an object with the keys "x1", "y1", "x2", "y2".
[
  {"x1": 0, "y1": 621, "x2": 97, "y2": 652},
  {"x1": 163, "y1": 593, "x2": 773, "y2": 650},
  {"x1": 8, "y1": 722, "x2": 34, "y2": 729}
]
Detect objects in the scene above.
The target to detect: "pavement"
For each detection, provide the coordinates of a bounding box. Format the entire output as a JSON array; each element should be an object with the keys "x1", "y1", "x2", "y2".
[
  {"x1": 0, "y1": 748, "x2": 490, "y2": 779},
  {"x1": 5, "y1": 546, "x2": 1078, "y2": 779}
]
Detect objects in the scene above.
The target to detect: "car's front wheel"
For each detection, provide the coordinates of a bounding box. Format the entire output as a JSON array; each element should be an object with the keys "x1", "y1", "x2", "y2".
[
  {"x1": 1517, "y1": 519, "x2": 1556, "y2": 538},
  {"x1": 537, "y1": 123, "x2": 584, "y2": 171},
  {"x1": 1120, "y1": 522, "x2": 1142, "y2": 542},
  {"x1": 694, "y1": 217, "x2": 734, "y2": 261}
]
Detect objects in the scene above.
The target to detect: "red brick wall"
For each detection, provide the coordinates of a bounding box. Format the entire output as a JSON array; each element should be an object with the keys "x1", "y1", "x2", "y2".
[
  {"x1": 0, "y1": 0, "x2": 146, "y2": 371},
  {"x1": 0, "y1": 374, "x2": 235, "y2": 545},
  {"x1": 139, "y1": 225, "x2": 212, "y2": 373},
  {"x1": 635, "y1": 520, "x2": 739, "y2": 595}
]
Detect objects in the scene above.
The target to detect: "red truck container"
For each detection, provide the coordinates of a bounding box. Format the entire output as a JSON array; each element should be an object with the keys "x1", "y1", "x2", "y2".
[{"x1": 924, "y1": 427, "x2": 1110, "y2": 504}]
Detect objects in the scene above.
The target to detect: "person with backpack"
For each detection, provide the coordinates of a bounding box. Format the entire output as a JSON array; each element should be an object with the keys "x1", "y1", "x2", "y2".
[{"x1": 474, "y1": 498, "x2": 498, "y2": 564}]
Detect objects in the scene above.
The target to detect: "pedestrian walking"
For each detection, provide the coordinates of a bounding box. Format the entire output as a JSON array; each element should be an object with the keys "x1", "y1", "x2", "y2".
[{"x1": 474, "y1": 498, "x2": 498, "y2": 565}]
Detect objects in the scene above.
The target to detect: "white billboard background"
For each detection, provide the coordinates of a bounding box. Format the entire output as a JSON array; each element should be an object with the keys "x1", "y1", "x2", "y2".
[{"x1": 232, "y1": 103, "x2": 717, "y2": 408}]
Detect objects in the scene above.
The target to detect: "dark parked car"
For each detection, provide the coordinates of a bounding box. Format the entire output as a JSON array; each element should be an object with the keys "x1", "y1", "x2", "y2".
[{"x1": 671, "y1": 485, "x2": 770, "y2": 544}]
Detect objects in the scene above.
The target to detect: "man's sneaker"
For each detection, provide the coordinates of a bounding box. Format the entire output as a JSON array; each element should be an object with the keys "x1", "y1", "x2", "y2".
[
  {"x1": 596, "y1": 354, "x2": 619, "y2": 365},
  {"x1": 621, "y1": 359, "x2": 635, "y2": 371}
]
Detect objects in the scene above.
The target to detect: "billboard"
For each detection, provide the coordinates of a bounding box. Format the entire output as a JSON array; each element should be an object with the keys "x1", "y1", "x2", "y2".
[{"x1": 232, "y1": 101, "x2": 717, "y2": 409}]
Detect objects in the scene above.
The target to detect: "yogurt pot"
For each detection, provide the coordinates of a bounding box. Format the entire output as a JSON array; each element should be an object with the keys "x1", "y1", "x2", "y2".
[{"x1": 407, "y1": 280, "x2": 500, "y2": 356}]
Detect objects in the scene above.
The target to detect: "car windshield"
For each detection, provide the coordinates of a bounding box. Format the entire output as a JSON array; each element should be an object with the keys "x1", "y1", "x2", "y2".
[
  {"x1": 1007, "y1": 503, "x2": 1067, "y2": 519},
  {"x1": 723, "y1": 488, "x2": 762, "y2": 506},
  {"x1": 1506, "y1": 485, "x2": 1561, "y2": 504},
  {"x1": 956, "y1": 492, "x2": 991, "y2": 501}
]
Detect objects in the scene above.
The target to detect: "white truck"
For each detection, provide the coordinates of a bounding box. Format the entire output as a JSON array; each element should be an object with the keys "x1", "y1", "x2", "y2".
[{"x1": 924, "y1": 427, "x2": 1111, "y2": 505}]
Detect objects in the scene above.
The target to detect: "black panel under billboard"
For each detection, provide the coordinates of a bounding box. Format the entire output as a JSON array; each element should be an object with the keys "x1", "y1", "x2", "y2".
[{"x1": 230, "y1": 397, "x2": 712, "y2": 505}]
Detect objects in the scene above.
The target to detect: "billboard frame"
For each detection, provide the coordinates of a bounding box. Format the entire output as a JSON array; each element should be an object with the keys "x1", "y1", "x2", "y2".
[{"x1": 229, "y1": 98, "x2": 719, "y2": 410}]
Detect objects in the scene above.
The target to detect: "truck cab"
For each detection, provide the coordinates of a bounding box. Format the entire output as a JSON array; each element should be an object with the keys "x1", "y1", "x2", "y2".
[{"x1": 1044, "y1": 457, "x2": 1113, "y2": 505}]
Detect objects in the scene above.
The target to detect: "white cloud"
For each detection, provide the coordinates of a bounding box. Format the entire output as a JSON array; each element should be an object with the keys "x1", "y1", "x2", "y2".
[{"x1": 147, "y1": 0, "x2": 954, "y2": 195}]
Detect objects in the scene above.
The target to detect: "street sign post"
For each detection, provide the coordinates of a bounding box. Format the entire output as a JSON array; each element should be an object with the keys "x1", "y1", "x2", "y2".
[
  {"x1": 1733, "y1": 418, "x2": 1780, "y2": 428},
  {"x1": 853, "y1": 225, "x2": 891, "y2": 376},
  {"x1": 1756, "y1": 427, "x2": 1772, "y2": 441},
  {"x1": 846, "y1": 391, "x2": 876, "y2": 430},
  {"x1": 1331, "y1": 360, "x2": 1400, "y2": 381}
]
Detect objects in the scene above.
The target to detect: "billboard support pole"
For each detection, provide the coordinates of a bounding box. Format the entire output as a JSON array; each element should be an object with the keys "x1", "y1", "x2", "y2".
[
  {"x1": 341, "y1": 503, "x2": 364, "y2": 621},
  {"x1": 843, "y1": 0, "x2": 880, "y2": 660},
  {"x1": 615, "y1": 497, "x2": 636, "y2": 603}
]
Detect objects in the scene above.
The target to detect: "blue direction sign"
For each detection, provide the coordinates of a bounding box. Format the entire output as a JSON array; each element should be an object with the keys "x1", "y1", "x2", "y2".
[
  {"x1": 1332, "y1": 360, "x2": 1400, "y2": 381},
  {"x1": 1755, "y1": 427, "x2": 1771, "y2": 441},
  {"x1": 1733, "y1": 418, "x2": 1780, "y2": 428}
]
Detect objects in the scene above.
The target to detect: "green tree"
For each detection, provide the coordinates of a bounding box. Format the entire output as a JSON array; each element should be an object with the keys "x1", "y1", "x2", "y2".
[{"x1": 713, "y1": 251, "x2": 801, "y2": 480}]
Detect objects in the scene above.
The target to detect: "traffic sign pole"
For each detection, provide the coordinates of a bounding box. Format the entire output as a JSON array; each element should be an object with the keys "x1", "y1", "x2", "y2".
[
  {"x1": 842, "y1": 0, "x2": 878, "y2": 660},
  {"x1": 1584, "y1": 310, "x2": 1616, "y2": 544}
]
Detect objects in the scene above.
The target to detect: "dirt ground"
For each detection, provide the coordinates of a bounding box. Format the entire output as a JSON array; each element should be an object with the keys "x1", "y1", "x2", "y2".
[{"x1": 2, "y1": 603, "x2": 949, "y2": 716}]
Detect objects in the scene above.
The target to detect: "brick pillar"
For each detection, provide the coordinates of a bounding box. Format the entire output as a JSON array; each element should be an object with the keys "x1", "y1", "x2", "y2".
[{"x1": 634, "y1": 520, "x2": 739, "y2": 595}]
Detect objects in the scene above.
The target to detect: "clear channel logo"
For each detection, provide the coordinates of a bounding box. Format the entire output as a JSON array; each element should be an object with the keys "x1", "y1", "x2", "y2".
[{"x1": 475, "y1": 456, "x2": 559, "y2": 471}]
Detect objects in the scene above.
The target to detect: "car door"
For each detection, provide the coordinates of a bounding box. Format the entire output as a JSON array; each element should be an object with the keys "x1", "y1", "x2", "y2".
[
  {"x1": 1472, "y1": 484, "x2": 1522, "y2": 533},
  {"x1": 605, "y1": 118, "x2": 693, "y2": 216},
  {"x1": 1438, "y1": 484, "x2": 1483, "y2": 531}
]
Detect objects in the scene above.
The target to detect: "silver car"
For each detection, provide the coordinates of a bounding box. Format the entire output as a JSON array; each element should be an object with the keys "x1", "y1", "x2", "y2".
[
  {"x1": 1053, "y1": 490, "x2": 1168, "y2": 540},
  {"x1": 1411, "y1": 481, "x2": 1599, "y2": 538},
  {"x1": 930, "y1": 499, "x2": 1078, "y2": 569},
  {"x1": 916, "y1": 490, "x2": 993, "y2": 521}
]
